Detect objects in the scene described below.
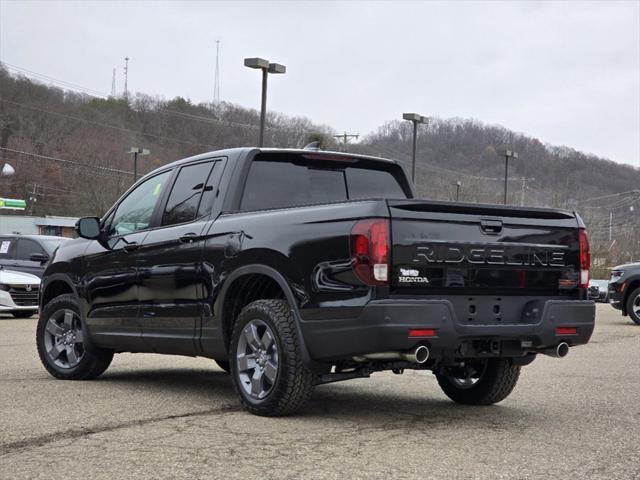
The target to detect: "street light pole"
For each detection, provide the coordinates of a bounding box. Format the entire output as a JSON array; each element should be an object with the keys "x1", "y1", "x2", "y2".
[
  {"x1": 402, "y1": 113, "x2": 428, "y2": 184},
  {"x1": 499, "y1": 149, "x2": 518, "y2": 205},
  {"x1": 244, "y1": 58, "x2": 286, "y2": 147},
  {"x1": 454, "y1": 181, "x2": 461, "y2": 201},
  {"x1": 128, "y1": 147, "x2": 150, "y2": 182}
]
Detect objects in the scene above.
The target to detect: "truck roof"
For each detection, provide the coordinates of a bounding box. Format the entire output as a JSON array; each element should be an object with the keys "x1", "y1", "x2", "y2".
[{"x1": 146, "y1": 147, "x2": 399, "y2": 177}]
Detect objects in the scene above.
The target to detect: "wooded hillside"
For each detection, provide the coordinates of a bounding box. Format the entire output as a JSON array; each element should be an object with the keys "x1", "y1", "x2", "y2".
[{"x1": 1, "y1": 64, "x2": 638, "y2": 273}]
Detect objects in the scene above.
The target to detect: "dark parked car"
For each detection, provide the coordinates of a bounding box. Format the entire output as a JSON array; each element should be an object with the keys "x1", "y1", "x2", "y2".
[
  {"x1": 0, "y1": 235, "x2": 70, "y2": 277},
  {"x1": 36, "y1": 148, "x2": 595, "y2": 416},
  {"x1": 608, "y1": 263, "x2": 640, "y2": 324},
  {"x1": 588, "y1": 279, "x2": 609, "y2": 302}
]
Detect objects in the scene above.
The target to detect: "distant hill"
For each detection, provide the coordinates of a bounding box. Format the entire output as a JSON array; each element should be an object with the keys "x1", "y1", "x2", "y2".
[{"x1": 1, "y1": 65, "x2": 637, "y2": 272}]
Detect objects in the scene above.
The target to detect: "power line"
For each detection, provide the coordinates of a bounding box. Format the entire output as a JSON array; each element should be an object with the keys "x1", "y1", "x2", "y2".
[{"x1": 0, "y1": 146, "x2": 134, "y2": 177}]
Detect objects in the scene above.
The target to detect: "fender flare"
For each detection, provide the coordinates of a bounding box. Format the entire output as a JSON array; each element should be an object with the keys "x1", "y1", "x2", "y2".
[
  {"x1": 39, "y1": 273, "x2": 78, "y2": 310},
  {"x1": 217, "y1": 264, "x2": 312, "y2": 365}
]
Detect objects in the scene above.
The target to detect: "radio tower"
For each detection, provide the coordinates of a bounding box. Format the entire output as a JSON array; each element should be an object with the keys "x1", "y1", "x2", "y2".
[
  {"x1": 123, "y1": 57, "x2": 130, "y2": 101},
  {"x1": 213, "y1": 40, "x2": 220, "y2": 104},
  {"x1": 110, "y1": 68, "x2": 116, "y2": 97}
]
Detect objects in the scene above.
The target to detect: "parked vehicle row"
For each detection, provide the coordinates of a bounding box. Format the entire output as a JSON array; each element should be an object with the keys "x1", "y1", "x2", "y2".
[
  {"x1": 0, "y1": 268, "x2": 40, "y2": 318},
  {"x1": 0, "y1": 235, "x2": 70, "y2": 277},
  {"x1": 588, "y1": 279, "x2": 609, "y2": 303},
  {"x1": 608, "y1": 263, "x2": 640, "y2": 325}
]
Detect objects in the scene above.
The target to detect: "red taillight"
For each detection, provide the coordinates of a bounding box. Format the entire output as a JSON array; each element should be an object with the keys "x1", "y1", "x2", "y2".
[
  {"x1": 556, "y1": 327, "x2": 577, "y2": 336},
  {"x1": 408, "y1": 329, "x2": 436, "y2": 338},
  {"x1": 579, "y1": 229, "x2": 590, "y2": 289},
  {"x1": 351, "y1": 218, "x2": 390, "y2": 285}
]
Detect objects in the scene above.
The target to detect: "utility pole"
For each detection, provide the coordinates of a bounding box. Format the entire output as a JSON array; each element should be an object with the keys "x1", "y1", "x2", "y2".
[
  {"x1": 111, "y1": 68, "x2": 116, "y2": 97},
  {"x1": 123, "y1": 57, "x2": 130, "y2": 101},
  {"x1": 213, "y1": 40, "x2": 221, "y2": 104},
  {"x1": 609, "y1": 211, "x2": 613, "y2": 242},
  {"x1": 332, "y1": 132, "x2": 359, "y2": 151},
  {"x1": 520, "y1": 177, "x2": 534, "y2": 206}
]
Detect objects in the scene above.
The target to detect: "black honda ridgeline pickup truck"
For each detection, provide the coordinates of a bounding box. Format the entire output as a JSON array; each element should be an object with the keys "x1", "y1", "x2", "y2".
[{"x1": 37, "y1": 148, "x2": 596, "y2": 416}]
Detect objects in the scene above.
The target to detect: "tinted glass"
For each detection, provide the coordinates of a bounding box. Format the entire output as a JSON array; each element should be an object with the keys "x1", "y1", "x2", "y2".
[
  {"x1": 197, "y1": 161, "x2": 224, "y2": 218},
  {"x1": 162, "y1": 162, "x2": 214, "y2": 226},
  {"x1": 16, "y1": 239, "x2": 45, "y2": 260},
  {"x1": 240, "y1": 161, "x2": 347, "y2": 211},
  {"x1": 40, "y1": 238, "x2": 70, "y2": 254},
  {"x1": 109, "y1": 170, "x2": 171, "y2": 236},
  {"x1": 346, "y1": 167, "x2": 407, "y2": 199}
]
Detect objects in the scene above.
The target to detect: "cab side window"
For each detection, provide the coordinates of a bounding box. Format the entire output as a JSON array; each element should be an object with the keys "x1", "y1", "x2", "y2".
[
  {"x1": 162, "y1": 161, "x2": 216, "y2": 227},
  {"x1": 108, "y1": 170, "x2": 172, "y2": 236},
  {"x1": 0, "y1": 238, "x2": 13, "y2": 259}
]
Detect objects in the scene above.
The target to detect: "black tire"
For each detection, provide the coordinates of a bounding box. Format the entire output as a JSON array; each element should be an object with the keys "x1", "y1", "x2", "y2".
[
  {"x1": 12, "y1": 311, "x2": 35, "y2": 319},
  {"x1": 625, "y1": 287, "x2": 640, "y2": 325},
  {"x1": 229, "y1": 299, "x2": 314, "y2": 416},
  {"x1": 436, "y1": 358, "x2": 521, "y2": 405},
  {"x1": 214, "y1": 358, "x2": 230, "y2": 373},
  {"x1": 36, "y1": 294, "x2": 113, "y2": 380}
]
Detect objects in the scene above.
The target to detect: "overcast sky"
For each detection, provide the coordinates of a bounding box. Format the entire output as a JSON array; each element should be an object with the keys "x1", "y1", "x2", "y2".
[{"x1": 1, "y1": 0, "x2": 639, "y2": 165}]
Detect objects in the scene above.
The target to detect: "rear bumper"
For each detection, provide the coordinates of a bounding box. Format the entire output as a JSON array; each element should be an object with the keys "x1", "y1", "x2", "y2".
[{"x1": 300, "y1": 299, "x2": 595, "y2": 361}]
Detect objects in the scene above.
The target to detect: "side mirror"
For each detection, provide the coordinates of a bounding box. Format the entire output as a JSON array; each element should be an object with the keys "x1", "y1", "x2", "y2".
[
  {"x1": 30, "y1": 253, "x2": 50, "y2": 264},
  {"x1": 76, "y1": 217, "x2": 102, "y2": 240}
]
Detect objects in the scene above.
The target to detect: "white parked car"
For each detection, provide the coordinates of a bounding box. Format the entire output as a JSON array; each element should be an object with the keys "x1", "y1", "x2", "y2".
[{"x1": 0, "y1": 268, "x2": 40, "y2": 318}]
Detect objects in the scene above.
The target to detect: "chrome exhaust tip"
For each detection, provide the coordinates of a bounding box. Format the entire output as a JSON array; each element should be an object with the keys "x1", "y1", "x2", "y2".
[
  {"x1": 403, "y1": 345, "x2": 430, "y2": 364},
  {"x1": 556, "y1": 342, "x2": 569, "y2": 358},
  {"x1": 542, "y1": 342, "x2": 570, "y2": 358}
]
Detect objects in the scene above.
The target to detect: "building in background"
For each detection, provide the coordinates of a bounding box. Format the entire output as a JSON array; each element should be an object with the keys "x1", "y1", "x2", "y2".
[{"x1": 0, "y1": 215, "x2": 78, "y2": 237}]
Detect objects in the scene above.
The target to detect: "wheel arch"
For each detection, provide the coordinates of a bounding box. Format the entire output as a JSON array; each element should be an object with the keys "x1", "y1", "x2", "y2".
[
  {"x1": 217, "y1": 264, "x2": 311, "y2": 364},
  {"x1": 40, "y1": 274, "x2": 77, "y2": 309}
]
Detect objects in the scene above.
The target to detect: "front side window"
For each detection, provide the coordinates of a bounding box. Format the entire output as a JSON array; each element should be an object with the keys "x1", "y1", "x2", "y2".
[
  {"x1": 162, "y1": 161, "x2": 215, "y2": 226},
  {"x1": 108, "y1": 170, "x2": 171, "y2": 236}
]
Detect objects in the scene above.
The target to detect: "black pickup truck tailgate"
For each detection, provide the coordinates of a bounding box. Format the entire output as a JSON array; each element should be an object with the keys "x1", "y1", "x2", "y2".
[{"x1": 388, "y1": 200, "x2": 582, "y2": 296}]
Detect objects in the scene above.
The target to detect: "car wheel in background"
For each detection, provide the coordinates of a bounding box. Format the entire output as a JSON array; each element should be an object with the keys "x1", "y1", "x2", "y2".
[
  {"x1": 36, "y1": 294, "x2": 114, "y2": 380},
  {"x1": 625, "y1": 287, "x2": 640, "y2": 325}
]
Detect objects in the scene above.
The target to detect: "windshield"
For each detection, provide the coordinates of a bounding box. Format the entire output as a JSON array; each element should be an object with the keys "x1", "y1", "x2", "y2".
[{"x1": 39, "y1": 238, "x2": 71, "y2": 254}]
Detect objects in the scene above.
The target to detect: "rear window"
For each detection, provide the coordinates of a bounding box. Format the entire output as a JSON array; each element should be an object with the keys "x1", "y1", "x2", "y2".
[{"x1": 240, "y1": 158, "x2": 407, "y2": 211}]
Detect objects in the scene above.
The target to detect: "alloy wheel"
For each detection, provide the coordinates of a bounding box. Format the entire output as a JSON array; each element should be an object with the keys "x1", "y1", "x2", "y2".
[
  {"x1": 236, "y1": 319, "x2": 279, "y2": 400},
  {"x1": 446, "y1": 360, "x2": 488, "y2": 389},
  {"x1": 43, "y1": 308, "x2": 85, "y2": 369}
]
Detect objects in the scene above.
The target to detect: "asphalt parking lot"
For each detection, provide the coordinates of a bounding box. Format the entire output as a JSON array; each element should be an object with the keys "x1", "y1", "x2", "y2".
[{"x1": 1, "y1": 304, "x2": 639, "y2": 480}]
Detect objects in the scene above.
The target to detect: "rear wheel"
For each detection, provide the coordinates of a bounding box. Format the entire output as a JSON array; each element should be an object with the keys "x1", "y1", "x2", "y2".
[
  {"x1": 11, "y1": 311, "x2": 35, "y2": 319},
  {"x1": 229, "y1": 299, "x2": 314, "y2": 416},
  {"x1": 625, "y1": 287, "x2": 640, "y2": 325},
  {"x1": 36, "y1": 294, "x2": 113, "y2": 380},
  {"x1": 436, "y1": 358, "x2": 521, "y2": 405}
]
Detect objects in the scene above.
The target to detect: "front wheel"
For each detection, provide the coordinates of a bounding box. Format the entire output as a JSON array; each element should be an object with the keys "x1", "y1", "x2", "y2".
[
  {"x1": 625, "y1": 287, "x2": 640, "y2": 325},
  {"x1": 36, "y1": 294, "x2": 113, "y2": 380},
  {"x1": 229, "y1": 299, "x2": 314, "y2": 416},
  {"x1": 436, "y1": 358, "x2": 521, "y2": 405}
]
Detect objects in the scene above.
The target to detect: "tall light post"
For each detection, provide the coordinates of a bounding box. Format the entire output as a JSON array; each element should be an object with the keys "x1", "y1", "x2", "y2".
[
  {"x1": 453, "y1": 181, "x2": 462, "y2": 202},
  {"x1": 402, "y1": 113, "x2": 428, "y2": 184},
  {"x1": 128, "y1": 147, "x2": 150, "y2": 182},
  {"x1": 244, "y1": 57, "x2": 286, "y2": 147},
  {"x1": 499, "y1": 149, "x2": 518, "y2": 205}
]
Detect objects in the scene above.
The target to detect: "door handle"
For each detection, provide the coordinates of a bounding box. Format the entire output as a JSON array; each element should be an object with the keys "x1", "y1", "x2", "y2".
[
  {"x1": 179, "y1": 233, "x2": 201, "y2": 243},
  {"x1": 123, "y1": 242, "x2": 140, "y2": 252}
]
